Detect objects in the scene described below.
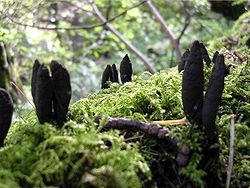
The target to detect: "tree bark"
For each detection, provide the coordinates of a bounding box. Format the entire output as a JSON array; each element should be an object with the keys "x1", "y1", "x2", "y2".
[
  {"x1": 0, "y1": 42, "x2": 10, "y2": 91},
  {"x1": 0, "y1": 42, "x2": 23, "y2": 101}
]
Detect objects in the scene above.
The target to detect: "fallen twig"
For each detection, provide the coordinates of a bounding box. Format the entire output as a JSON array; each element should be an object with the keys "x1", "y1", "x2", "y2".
[
  {"x1": 95, "y1": 116, "x2": 177, "y2": 143},
  {"x1": 11, "y1": 81, "x2": 35, "y2": 109},
  {"x1": 153, "y1": 117, "x2": 188, "y2": 126},
  {"x1": 94, "y1": 116, "x2": 190, "y2": 166},
  {"x1": 226, "y1": 115, "x2": 236, "y2": 188}
]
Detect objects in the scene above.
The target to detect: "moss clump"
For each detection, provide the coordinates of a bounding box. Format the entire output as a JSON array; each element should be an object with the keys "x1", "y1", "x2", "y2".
[
  {"x1": 205, "y1": 12, "x2": 250, "y2": 187},
  {"x1": 0, "y1": 13, "x2": 249, "y2": 187},
  {"x1": 232, "y1": 11, "x2": 250, "y2": 48},
  {"x1": 1, "y1": 112, "x2": 151, "y2": 187},
  {"x1": 69, "y1": 70, "x2": 183, "y2": 123},
  {"x1": 1, "y1": 57, "x2": 249, "y2": 187},
  {"x1": 70, "y1": 60, "x2": 249, "y2": 187}
]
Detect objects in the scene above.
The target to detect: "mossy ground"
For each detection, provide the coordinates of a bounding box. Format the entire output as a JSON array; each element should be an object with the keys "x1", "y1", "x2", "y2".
[{"x1": 0, "y1": 12, "x2": 249, "y2": 188}]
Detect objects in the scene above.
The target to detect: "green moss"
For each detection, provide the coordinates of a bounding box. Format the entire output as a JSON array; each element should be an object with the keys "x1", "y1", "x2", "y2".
[
  {"x1": 207, "y1": 12, "x2": 250, "y2": 187},
  {"x1": 69, "y1": 69, "x2": 183, "y2": 123},
  {"x1": 0, "y1": 13, "x2": 249, "y2": 187},
  {"x1": 232, "y1": 11, "x2": 250, "y2": 44},
  {"x1": 1, "y1": 58, "x2": 249, "y2": 186},
  {"x1": 1, "y1": 112, "x2": 151, "y2": 187}
]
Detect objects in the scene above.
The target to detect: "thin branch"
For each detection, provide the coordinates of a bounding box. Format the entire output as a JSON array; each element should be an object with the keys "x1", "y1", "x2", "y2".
[
  {"x1": 4, "y1": 12, "x2": 109, "y2": 30},
  {"x1": 5, "y1": 0, "x2": 148, "y2": 31},
  {"x1": 145, "y1": 0, "x2": 182, "y2": 62},
  {"x1": 177, "y1": 18, "x2": 190, "y2": 42},
  {"x1": 60, "y1": 0, "x2": 95, "y2": 14},
  {"x1": 88, "y1": 0, "x2": 157, "y2": 74},
  {"x1": 105, "y1": 0, "x2": 113, "y2": 19},
  {"x1": 153, "y1": 117, "x2": 188, "y2": 126},
  {"x1": 10, "y1": 81, "x2": 35, "y2": 109},
  {"x1": 226, "y1": 115, "x2": 236, "y2": 188},
  {"x1": 95, "y1": 116, "x2": 190, "y2": 166},
  {"x1": 95, "y1": 116, "x2": 178, "y2": 145},
  {"x1": 180, "y1": 0, "x2": 212, "y2": 36}
]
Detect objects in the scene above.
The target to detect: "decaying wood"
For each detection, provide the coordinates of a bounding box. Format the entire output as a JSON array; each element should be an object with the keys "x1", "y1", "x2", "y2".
[
  {"x1": 95, "y1": 116, "x2": 176, "y2": 142},
  {"x1": 94, "y1": 116, "x2": 190, "y2": 166}
]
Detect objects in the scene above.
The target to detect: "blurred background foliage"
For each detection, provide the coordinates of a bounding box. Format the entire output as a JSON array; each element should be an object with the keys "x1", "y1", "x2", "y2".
[{"x1": 0, "y1": 0, "x2": 248, "y2": 108}]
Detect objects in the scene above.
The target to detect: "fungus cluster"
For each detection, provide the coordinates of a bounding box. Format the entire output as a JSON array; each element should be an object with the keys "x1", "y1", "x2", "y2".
[
  {"x1": 101, "y1": 54, "x2": 132, "y2": 89},
  {"x1": 31, "y1": 60, "x2": 71, "y2": 126},
  {"x1": 181, "y1": 40, "x2": 227, "y2": 144}
]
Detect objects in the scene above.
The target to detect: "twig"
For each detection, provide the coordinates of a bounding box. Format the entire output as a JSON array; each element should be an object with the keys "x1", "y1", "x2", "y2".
[
  {"x1": 88, "y1": 0, "x2": 157, "y2": 74},
  {"x1": 95, "y1": 116, "x2": 178, "y2": 145},
  {"x1": 124, "y1": 135, "x2": 143, "y2": 142},
  {"x1": 5, "y1": 12, "x2": 110, "y2": 30},
  {"x1": 95, "y1": 116, "x2": 190, "y2": 166},
  {"x1": 105, "y1": 0, "x2": 113, "y2": 19},
  {"x1": 226, "y1": 115, "x2": 236, "y2": 188},
  {"x1": 5, "y1": 0, "x2": 147, "y2": 31},
  {"x1": 10, "y1": 81, "x2": 35, "y2": 109},
  {"x1": 180, "y1": 0, "x2": 212, "y2": 36},
  {"x1": 60, "y1": 0, "x2": 95, "y2": 14},
  {"x1": 145, "y1": 0, "x2": 182, "y2": 62},
  {"x1": 153, "y1": 117, "x2": 188, "y2": 126},
  {"x1": 177, "y1": 18, "x2": 190, "y2": 42}
]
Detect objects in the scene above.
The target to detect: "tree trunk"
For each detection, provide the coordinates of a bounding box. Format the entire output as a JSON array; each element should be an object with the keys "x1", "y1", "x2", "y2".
[
  {"x1": 0, "y1": 42, "x2": 10, "y2": 91},
  {"x1": 0, "y1": 42, "x2": 23, "y2": 101}
]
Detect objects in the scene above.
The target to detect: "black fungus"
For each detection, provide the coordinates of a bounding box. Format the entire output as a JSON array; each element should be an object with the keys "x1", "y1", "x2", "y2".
[
  {"x1": 202, "y1": 54, "x2": 226, "y2": 143},
  {"x1": 31, "y1": 59, "x2": 41, "y2": 104},
  {"x1": 35, "y1": 64, "x2": 53, "y2": 124},
  {"x1": 182, "y1": 40, "x2": 204, "y2": 124},
  {"x1": 31, "y1": 60, "x2": 71, "y2": 126},
  {"x1": 0, "y1": 88, "x2": 13, "y2": 147},
  {"x1": 178, "y1": 49, "x2": 190, "y2": 72},
  {"x1": 50, "y1": 60, "x2": 71, "y2": 127},
  {"x1": 101, "y1": 65, "x2": 112, "y2": 89},
  {"x1": 200, "y1": 42, "x2": 211, "y2": 66},
  {"x1": 212, "y1": 51, "x2": 219, "y2": 64},
  {"x1": 120, "y1": 54, "x2": 132, "y2": 84},
  {"x1": 111, "y1": 64, "x2": 119, "y2": 83}
]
